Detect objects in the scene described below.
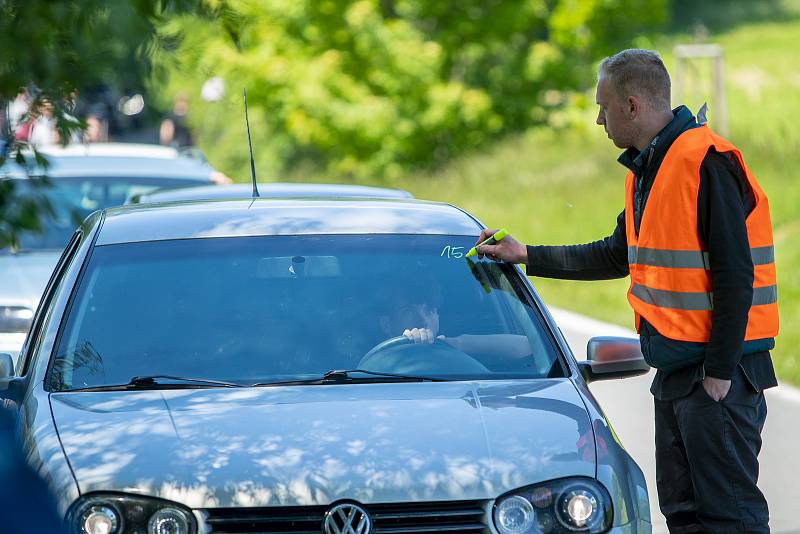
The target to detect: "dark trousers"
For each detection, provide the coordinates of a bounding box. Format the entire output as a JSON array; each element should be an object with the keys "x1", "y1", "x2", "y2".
[{"x1": 654, "y1": 365, "x2": 770, "y2": 533}]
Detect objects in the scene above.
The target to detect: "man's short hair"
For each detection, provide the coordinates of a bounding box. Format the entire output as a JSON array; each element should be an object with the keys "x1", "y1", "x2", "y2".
[{"x1": 598, "y1": 49, "x2": 671, "y2": 110}]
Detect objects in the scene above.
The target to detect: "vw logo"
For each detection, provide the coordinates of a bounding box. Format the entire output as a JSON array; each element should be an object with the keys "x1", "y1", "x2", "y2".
[{"x1": 323, "y1": 503, "x2": 372, "y2": 534}]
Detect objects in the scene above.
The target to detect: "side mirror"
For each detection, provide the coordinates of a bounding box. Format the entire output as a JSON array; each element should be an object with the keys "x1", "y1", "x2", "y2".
[
  {"x1": 0, "y1": 353, "x2": 14, "y2": 379},
  {"x1": 578, "y1": 336, "x2": 650, "y2": 384}
]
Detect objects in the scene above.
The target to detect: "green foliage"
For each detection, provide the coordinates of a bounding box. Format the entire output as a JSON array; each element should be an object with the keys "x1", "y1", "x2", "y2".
[
  {"x1": 668, "y1": 0, "x2": 796, "y2": 33},
  {"x1": 0, "y1": 152, "x2": 54, "y2": 250},
  {"x1": 157, "y1": 0, "x2": 667, "y2": 180},
  {"x1": 0, "y1": 0, "x2": 240, "y2": 101},
  {"x1": 0, "y1": 0, "x2": 239, "y2": 248}
]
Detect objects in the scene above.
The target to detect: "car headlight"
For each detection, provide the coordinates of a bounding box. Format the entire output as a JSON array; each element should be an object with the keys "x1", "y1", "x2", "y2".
[
  {"x1": 79, "y1": 503, "x2": 119, "y2": 534},
  {"x1": 68, "y1": 494, "x2": 196, "y2": 534},
  {"x1": 493, "y1": 477, "x2": 612, "y2": 533},
  {"x1": 148, "y1": 507, "x2": 191, "y2": 534},
  {"x1": 495, "y1": 495, "x2": 537, "y2": 533}
]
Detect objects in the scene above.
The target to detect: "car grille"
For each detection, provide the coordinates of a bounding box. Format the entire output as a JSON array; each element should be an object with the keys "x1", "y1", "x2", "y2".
[{"x1": 203, "y1": 500, "x2": 490, "y2": 533}]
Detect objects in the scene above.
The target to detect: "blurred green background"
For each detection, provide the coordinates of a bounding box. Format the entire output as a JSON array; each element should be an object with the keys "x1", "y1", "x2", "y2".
[{"x1": 153, "y1": 0, "x2": 666, "y2": 178}]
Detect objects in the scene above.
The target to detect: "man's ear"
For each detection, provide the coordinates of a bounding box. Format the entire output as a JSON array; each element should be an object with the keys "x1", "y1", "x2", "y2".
[{"x1": 626, "y1": 95, "x2": 642, "y2": 119}]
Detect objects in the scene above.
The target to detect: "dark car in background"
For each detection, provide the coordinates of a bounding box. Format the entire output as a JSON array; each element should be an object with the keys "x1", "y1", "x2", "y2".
[
  {"x1": 132, "y1": 182, "x2": 413, "y2": 203},
  {"x1": 0, "y1": 143, "x2": 223, "y2": 363},
  {"x1": 0, "y1": 197, "x2": 651, "y2": 533}
]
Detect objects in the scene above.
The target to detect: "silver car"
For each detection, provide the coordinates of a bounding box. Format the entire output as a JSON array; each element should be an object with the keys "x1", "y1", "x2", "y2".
[
  {"x1": 0, "y1": 197, "x2": 652, "y2": 534},
  {"x1": 0, "y1": 144, "x2": 222, "y2": 363}
]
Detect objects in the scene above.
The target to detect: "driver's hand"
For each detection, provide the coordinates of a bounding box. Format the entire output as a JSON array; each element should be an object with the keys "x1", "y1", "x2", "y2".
[{"x1": 403, "y1": 328, "x2": 435, "y2": 344}]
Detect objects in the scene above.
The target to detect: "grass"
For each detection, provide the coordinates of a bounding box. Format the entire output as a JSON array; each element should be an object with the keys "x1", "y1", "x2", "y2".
[
  {"x1": 401, "y1": 126, "x2": 632, "y2": 328},
  {"x1": 396, "y1": 12, "x2": 800, "y2": 384}
]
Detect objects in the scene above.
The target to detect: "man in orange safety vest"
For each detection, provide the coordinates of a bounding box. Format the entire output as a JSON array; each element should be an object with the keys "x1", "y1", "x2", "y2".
[{"x1": 477, "y1": 48, "x2": 777, "y2": 533}]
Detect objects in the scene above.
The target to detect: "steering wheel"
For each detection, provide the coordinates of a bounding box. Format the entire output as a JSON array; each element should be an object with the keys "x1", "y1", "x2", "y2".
[
  {"x1": 360, "y1": 335, "x2": 414, "y2": 362},
  {"x1": 357, "y1": 336, "x2": 490, "y2": 375}
]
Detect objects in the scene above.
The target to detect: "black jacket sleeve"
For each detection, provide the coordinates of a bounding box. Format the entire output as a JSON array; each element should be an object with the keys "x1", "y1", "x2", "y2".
[
  {"x1": 524, "y1": 210, "x2": 629, "y2": 280},
  {"x1": 698, "y1": 149, "x2": 755, "y2": 380}
]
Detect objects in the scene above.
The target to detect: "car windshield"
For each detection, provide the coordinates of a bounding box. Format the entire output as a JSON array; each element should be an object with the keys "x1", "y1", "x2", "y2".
[
  {"x1": 2, "y1": 176, "x2": 208, "y2": 252},
  {"x1": 50, "y1": 235, "x2": 564, "y2": 390}
]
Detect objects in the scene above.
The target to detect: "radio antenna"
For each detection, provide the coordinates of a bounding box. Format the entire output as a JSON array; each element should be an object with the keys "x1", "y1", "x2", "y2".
[{"x1": 243, "y1": 88, "x2": 260, "y2": 198}]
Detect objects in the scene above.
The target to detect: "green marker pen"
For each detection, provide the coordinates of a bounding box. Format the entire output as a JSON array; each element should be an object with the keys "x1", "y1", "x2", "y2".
[{"x1": 465, "y1": 228, "x2": 508, "y2": 258}]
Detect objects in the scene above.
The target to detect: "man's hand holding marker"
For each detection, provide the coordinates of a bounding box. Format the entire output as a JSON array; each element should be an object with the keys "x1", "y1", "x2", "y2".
[{"x1": 470, "y1": 228, "x2": 528, "y2": 264}]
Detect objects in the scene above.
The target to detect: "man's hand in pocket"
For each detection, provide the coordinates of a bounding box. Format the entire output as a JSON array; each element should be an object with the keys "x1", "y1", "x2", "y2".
[{"x1": 703, "y1": 376, "x2": 732, "y2": 401}]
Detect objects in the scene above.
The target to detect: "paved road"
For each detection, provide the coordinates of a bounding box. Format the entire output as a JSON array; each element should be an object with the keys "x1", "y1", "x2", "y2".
[{"x1": 551, "y1": 307, "x2": 800, "y2": 534}]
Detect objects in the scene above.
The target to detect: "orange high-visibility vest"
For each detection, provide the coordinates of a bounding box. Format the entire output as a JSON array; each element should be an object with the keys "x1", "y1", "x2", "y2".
[{"x1": 625, "y1": 126, "x2": 779, "y2": 342}]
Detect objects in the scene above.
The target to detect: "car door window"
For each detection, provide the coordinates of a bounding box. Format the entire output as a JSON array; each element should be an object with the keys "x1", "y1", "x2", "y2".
[{"x1": 17, "y1": 230, "x2": 83, "y2": 376}]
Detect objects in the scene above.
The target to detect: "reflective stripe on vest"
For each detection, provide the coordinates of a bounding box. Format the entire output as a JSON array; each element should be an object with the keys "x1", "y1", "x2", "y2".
[
  {"x1": 630, "y1": 283, "x2": 778, "y2": 311},
  {"x1": 623, "y1": 126, "x2": 779, "y2": 342},
  {"x1": 628, "y1": 245, "x2": 775, "y2": 269}
]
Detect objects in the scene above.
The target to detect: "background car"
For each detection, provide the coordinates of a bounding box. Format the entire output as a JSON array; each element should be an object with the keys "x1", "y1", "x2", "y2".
[
  {"x1": 131, "y1": 182, "x2": 414, "y2": 203},
  {"x1": 0, "y1": 197, "x2": 651, "y2": 534},
  {"x1": 0, "y1": 143, "x2": 224, "y2": 364}
]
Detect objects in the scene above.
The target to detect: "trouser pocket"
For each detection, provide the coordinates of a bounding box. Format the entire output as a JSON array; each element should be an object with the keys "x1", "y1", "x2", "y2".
[{"x1": 668, "y1": 369, "x2": 770, "y2": 532}]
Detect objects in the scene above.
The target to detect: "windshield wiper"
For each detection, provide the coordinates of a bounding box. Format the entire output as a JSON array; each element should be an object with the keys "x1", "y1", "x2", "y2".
[
  {"x1": 65, "y1": 375, "x2": 244, "y2": 392},
  {"x1": 251, "y1": 369, "x2": 449, "y2": 388},
  {"x1": 63, "y1": 371, "x2": 447, "y2": 392},
  {"x1": 129, "y1": 375, "x2": 244, "y2": 388}
]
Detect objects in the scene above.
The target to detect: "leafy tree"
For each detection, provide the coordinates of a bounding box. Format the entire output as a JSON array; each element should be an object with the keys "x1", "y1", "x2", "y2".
[
  {"x1": 0, "y1": 0, "x2": 240, "y2": 248},
  {"x1": 157, "y1": 0, "x2": 667, "y2": 181}
]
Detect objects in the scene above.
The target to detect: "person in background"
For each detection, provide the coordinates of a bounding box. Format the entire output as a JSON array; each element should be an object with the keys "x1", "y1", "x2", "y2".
[
  {"x1": 8, "y1": 89, "x2": 30, "y2": 138},
  {"x1": 27, "y1": 100, "x2": 58, "y2": 147},
  {"x1": 476, "y1": 48, "x2": 777, "y2": 533},
  {"x1": 159, "y1": 92, "x2": 194, "y2": 148},
  {"x1": 83, "y1": 101, "x2": 109, "y2": 143},
  {"x1": 84, "y1": 114, "x2": 107, "y2": 143}
]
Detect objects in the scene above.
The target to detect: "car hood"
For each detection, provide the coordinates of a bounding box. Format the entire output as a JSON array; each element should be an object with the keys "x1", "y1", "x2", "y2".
[
  {"x1": 50, "y1": 380, "x2": 595, "y2": 508},
  {"x1": 0, "y1": 251, "x2": 60, "y2": 308}
]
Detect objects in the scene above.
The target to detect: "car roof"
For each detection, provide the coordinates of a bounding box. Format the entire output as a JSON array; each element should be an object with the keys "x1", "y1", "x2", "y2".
[
  {"x1": 39, "y1": 143, "x2": 181, "y2": 159},
  {"x1": 0, "y1": 143, "x2": 215, "y2": 181},
  {"x1": 133, "y1": 182, "x2": 413, "y2": 203},
  {"x1": 95, "y1": 198, "x2": 483, "y2": 245}
]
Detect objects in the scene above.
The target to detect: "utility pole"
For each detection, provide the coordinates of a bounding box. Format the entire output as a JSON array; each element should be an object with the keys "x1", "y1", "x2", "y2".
[{"x1": 674, "y1": 43, "x2": 728, "y2": 137}]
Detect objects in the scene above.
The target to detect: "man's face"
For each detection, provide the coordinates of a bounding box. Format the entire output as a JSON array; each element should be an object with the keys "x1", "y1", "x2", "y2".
[{"x1": 595, "y1": 76, "x2": 636, "y2": 149}]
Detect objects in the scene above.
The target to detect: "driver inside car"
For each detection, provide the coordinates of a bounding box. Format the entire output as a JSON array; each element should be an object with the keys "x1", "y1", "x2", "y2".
[
  {"x1": 376, "y1": 287, "x2": 532, "y2": 362},
  {"x1": 379, "y1": 298, "x2": 440, "y2": 345}
]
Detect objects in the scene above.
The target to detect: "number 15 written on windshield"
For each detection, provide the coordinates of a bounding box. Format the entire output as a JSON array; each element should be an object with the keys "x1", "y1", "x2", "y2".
[{"x1": 440, "y1": 245, "x2": 466, "y2": 259}]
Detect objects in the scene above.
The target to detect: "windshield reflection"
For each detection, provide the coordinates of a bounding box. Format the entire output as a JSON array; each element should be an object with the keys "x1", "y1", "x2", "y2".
[
  {"x1": 51, "y1": 235, "x2": 562, "y2": 390},
  {"x1": 2, "y1": 177, "x2": 207, "y2": 252}
]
